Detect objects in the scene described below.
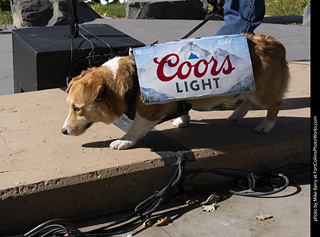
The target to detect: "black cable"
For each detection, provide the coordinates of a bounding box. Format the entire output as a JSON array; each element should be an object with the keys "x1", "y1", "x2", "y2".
[
  {"x1": 67, "y1": 21, "x2": 79, "y2": 87},
  {"x1": 183, "y1": 167, "x2": 253, "y2": 181},
  {"x1": 85, "y1": 161, "x2": 185, "y2": 236},
  {"x1": 24, "y1": 219, "x2": 77, "y2": 237},
  {"x1": 229, "y1": 173, "x2": 290, "y2": 197},
  {"x1": 85, "y1": 216, "x2": 148, "y2": 236},
  {"x1": 66, "y1": 24, "x2": 115, "y2": 87},
  {"x1": 182, "y1": 164, "x2": 310, "y2": 197},
  {"x1": 181, "y1": 11, "x2": 218, "y2": 39},
  {"x1": 78, "y1": 25, "x2": 113, "y2": 55},
  {"x1": 78, "y1": 31, "x2": 95, "y2": 67},
  {"x1": 38, "y1": 224, "x2": 70, "y2": 237}
]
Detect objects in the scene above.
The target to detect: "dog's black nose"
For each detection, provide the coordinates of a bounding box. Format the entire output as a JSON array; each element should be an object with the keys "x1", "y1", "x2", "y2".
[{"x1": 61, "y1": 128, "x2": 69, "y2": 135}]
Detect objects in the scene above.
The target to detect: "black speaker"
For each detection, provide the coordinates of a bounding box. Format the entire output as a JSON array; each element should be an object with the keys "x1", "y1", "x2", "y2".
[{"x1": 12, "y1": 24, "x2": 145, "y2": 93}]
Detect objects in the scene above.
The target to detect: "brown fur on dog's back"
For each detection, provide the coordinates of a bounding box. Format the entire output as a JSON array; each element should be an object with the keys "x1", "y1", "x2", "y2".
[{"x1": 244, "y1": 34, "x2": 289, "y2": 107}]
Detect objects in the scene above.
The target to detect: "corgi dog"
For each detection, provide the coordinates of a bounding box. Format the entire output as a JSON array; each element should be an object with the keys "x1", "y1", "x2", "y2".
[{"x1": 62, "y1": 34, "x2": 289, "y2": 150}]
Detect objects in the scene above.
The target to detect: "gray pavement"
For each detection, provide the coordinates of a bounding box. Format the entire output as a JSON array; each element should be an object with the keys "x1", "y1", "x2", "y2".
[
  {"x1": 0, "y1": 18, "x2": 311, "y2": 96},
  {"x1": 0, "y1": 31, "x2": 13, "y2": 95}
]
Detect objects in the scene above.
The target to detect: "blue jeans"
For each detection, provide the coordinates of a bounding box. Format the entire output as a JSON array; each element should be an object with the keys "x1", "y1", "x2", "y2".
[{"x1": 215, "y1": 0, "x2": 265, "y2": 35}]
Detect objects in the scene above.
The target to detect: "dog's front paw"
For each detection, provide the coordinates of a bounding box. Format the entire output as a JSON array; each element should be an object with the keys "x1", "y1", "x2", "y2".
[
  {"x1": 254, "y1": 119, "x2": 275, "y2": 133},
  {"x1": 110, "y1": 140, "x2": 133, "y2": 150},
  {"x1": 173, "y1": 115, "x2": 190, "y2": 128},
  {"x1": 227, "y1": 114, "x2": 240, "y2": 122}
]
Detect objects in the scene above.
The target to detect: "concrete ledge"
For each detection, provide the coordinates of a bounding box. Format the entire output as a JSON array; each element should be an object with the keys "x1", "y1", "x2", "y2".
[{"x1": 0, "y1": 62, "x2": 310, "y2": 234}]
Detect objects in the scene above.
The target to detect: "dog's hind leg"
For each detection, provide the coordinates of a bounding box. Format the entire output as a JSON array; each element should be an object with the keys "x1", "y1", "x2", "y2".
[
  {"x1": 227, "y1": 99, "x2": 254, "y2": 122},
  {"x1": 254, "y1": 101, "x2": 282, "y2": 133}
]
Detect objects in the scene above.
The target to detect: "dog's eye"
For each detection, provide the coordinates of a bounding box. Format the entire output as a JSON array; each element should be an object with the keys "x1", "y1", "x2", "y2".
[{"x1": 73, "y1": 107, "x2": 80, "y2": 112}]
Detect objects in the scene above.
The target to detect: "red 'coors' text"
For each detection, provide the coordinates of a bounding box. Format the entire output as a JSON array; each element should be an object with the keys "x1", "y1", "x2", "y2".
[{"x1": 153, "y1": 53, "x2": 235, "y2": 82}]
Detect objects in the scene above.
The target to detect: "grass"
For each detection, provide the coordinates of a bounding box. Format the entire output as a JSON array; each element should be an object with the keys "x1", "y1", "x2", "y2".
[
  {"x1": 265, "y1": 0, "x2": 310, "y2": 17},
  {"x1": 88, "y1": 2, "x2": 126, "y2": 19},
  {"x1": 0, "y1": 0, "x2": 12, "y2": 25},
  {"x1": 0, "y1": 6, "x2": 12, "y2": 25}
]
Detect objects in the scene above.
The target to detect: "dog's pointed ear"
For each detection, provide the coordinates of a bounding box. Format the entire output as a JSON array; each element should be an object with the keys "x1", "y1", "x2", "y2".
[
  {"x1": 82, "y1": 82, "x2": 106, "y2": 105},
  {"x1": 66, "y1": 73, "x2": 83, "y2": 94},
  {"x1": 66, "y1": 81, "x2": 73, "y2": 94},
  {"x1": 129, "y1": 47, "x2": 134, "y2": 57}
]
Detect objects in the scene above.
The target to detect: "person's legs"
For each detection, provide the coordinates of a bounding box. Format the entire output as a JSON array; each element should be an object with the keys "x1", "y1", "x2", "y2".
[
  {"x1": 215, "y1": 0, "x2": 265, "y2": 36},
  {"x1": 214, "y1": 0, "x2": 265, "y2": 109}
]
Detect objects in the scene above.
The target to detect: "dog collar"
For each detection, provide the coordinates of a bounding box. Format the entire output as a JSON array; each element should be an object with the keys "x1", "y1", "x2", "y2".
[
  {"x1": 124, "y1": 74, "x2": 139, "y2": 120},
  {"x1": 124, "y1": 73, "x2": 192, "y2": 123}
]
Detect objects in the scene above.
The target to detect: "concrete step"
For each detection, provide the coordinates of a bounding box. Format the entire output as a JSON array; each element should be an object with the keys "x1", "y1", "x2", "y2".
[{"x1": 0, "y1": 61, "x2": 310, "y2": 234}]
